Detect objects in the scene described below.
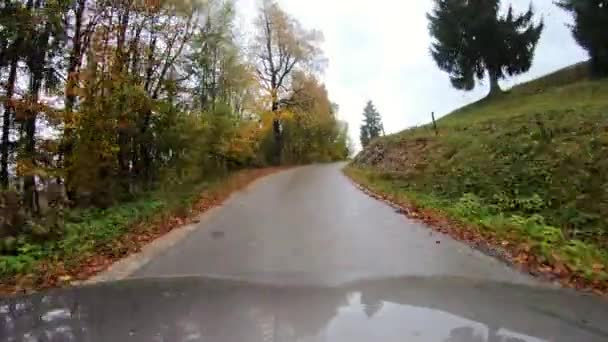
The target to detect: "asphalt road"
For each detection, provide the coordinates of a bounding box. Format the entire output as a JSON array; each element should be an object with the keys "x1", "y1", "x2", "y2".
[{"x1": 132, "y1": 163, "x2": 535, "y2": 286}]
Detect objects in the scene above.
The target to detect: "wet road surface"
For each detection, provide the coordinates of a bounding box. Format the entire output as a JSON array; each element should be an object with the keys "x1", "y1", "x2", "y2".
[
  {"x1": 7, "y1": 164, "x2": 607, "y2": 342},
  {"x1": 4, "y1": 277, "x2": 607, "y2": 341},
  {"x1": 133, "y1": 163, "x2": 535, "y2": 286}
]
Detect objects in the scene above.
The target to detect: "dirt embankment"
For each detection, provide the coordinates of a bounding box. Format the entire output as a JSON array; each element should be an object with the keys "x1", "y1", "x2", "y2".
[{"x1": 354, "y1": 137, "x2": 444, "y2": 176}]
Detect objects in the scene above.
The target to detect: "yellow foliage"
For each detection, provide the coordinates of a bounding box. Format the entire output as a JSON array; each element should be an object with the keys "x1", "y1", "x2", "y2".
[
  {"x1": 221, "y1": 119, "x2": 266, "y2": 163},
  {"x1": 15, "y1": 160, "x2": 49, "y2": 178},
  {"x1": 15, "y1": 160, "x2": 34, "y2": 177}
]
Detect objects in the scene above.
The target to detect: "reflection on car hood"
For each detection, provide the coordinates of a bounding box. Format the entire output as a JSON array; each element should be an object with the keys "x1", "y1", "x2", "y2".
[{"x1": 0, "y1": 276, "x2": 607, "y2": 342}]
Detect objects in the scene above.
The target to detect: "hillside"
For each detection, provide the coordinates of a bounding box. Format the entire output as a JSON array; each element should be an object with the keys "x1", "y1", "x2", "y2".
[{"x1": 348, "y1": 62, "x2": 608, "y2": 290}]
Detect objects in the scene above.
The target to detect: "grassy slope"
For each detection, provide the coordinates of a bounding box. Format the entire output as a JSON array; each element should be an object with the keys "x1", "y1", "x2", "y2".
[{"x1": 349, "y1": 62, "x2": 608, "y2": 284}]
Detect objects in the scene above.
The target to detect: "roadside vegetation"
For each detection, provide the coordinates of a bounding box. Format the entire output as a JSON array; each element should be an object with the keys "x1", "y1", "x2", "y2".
[
  {"x1": 349, "y1": 64, "x2": 608, "y2": 292},
  {"x1": 350, "y1": 0, "x2": 608, "y2": 293},
  {"x1": 0, "y1": 168, "x2": 283, "y2": 293},
  {"x1": 0, "y1": 0, "x2": 349, "y2": 290}
]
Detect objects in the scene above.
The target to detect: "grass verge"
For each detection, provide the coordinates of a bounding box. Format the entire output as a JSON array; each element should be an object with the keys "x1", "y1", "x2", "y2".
[
  {"x1": 0, "y1": 167, "x2": 285, "y2": 295},
  {"x1": 345, "y1": 165, "x2": 608, "y2": 296}
]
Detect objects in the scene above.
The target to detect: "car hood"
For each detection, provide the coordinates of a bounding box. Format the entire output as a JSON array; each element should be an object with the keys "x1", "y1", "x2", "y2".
[{"x1": 1, "y1": 276, "x2": 607, "y2": 342}]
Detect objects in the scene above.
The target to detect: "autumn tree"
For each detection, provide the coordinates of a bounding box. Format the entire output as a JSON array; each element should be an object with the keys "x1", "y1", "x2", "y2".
[
  {"x1": 15, "y1": 0, "x2": 70, "y2": 214},
  {"x1": 187, "y1": 0, "x2": 255, "y2": 115},
  {"x1": 428, "y1": 0, "x2": 544, "y2": 97},
  {"x1": 556, "y1": 0, "x2": 608, "y2": 77},
  {"x1": 360, "y1": 101, "x2": 383, "y2": 148},
  {"x1": 252, "y1": 0, "x2": 324, "y2": 163},
  {"x1": 0, "y1": 0, "x2": 23, "y2": 189},
  {"x1": 60, "y1": 0, "x2": 100, "y2": 200},
  {"x1": 279, "y1": 72, "x2": 347, "y2": 163},
  {"x1": 0, "y1": 0, "x2": 347, "y2": 245}
]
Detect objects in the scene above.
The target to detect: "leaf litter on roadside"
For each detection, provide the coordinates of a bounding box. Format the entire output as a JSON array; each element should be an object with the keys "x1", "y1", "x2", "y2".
[
  {"x1": 0, "y1": 167, "x2": 287, "y2": 296},
  {"x1": 347, "y1": 174, "x2": 608, "y2": 297}
]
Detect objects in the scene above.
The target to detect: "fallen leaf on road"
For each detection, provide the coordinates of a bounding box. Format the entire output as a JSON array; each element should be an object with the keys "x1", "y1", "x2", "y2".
[
  {"x1": 58, "y1": 275, "x2": 72, "y2": 282},
  {"x1": 513, "y1": 253, "x2": 529, "y2": 264},
  {"x1": 553, "y1": 262, "x2": 569, "y2": 276}
]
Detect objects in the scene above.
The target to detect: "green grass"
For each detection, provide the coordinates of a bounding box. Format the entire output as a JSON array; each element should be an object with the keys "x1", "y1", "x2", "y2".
[
  {"x1": 0, "y1": 177, "x2": 218, "y2": 278},
  {"x1": 353, "y1": 62, "x2": 608, "y2": 280},
  {"x1": 508, "y1": 61, "x2": 590, "y2": 96},
  {"x1": 346, "y1": 166, "x2": 608, "y2": 281}
]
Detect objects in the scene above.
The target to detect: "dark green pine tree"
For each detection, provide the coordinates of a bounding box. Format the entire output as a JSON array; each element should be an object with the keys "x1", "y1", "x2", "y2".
[
  {"x1": 427, "y1": 0, "x2": 544, "y2": 97},
  {"x1": 556, "y1": 0, "x2": 608, "y2": 77},
  {"x1": 360, "y1": 101, "x2": 384, "y2": 148}
]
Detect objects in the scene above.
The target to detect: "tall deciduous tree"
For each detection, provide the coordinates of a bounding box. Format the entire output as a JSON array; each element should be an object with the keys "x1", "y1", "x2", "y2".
[
  {"x1": 0, "y1": 0, "x2": 23, "y2": 189},
  {"x1": 427, "y1": 0, "x2": 544, "y2": 97},
  {"x1": 188, "y1": 0, "x2": 253, "y2": 114},
  {"x1": 280, "y1": 73, "x2": 349, "y2": 163},
  {"x1": 360, "y1": 101, "x2": 383, "y2": 148},
  {"x1": 556, "y1": 0, "x2": 608, "y2": 77},
  {"x1": 18, "y1": 0, "x2": 69, "y2": 214},
  {"x1": 0, "y1": 0, "x2": 348, "y2": 242},
  {"x1": 252, "y1": 0, "x2": 324, "y2": 163},
  {"x1": 61, "y1": 0, "x2": 100, "y2": 200}
]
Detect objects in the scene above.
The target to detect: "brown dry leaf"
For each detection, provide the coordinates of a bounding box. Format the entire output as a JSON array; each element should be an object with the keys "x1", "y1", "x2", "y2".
[
  {"x1": 58, "y1": 275, "x2": 72, "y2": 282},
  {"x1": 513, "y1": 253, "x2": 528, "y2": 264},
  {"x1": 553, "y1": 262, "x2": 569, "y2": 276},
  {"x1": 551, "y1": 252, "x2": 563, "y2": 262}
]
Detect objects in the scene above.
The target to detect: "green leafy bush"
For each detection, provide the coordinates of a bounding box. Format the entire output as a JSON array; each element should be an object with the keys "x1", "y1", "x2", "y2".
[{"x1": 0, "y1": 196, "x2": 167, "y2": 277}]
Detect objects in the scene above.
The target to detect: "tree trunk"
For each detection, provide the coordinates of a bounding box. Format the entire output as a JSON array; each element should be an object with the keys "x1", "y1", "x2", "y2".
[
  {"x1": 62, "y1": 0, "x2": 85, "y2": 201},
  {"x1": 488, "y1": 71, "x2": 502, "y2": 97},
  {"x1": 24, "y1": 77, "x2": 42, "y2": 216},
  {"x1": 22, "y1": 0, "x2": 41, "y2": 213},
  {"x1": 135, "y1": 109, "x2": 153, "y2": 189},
  {"x1": 116, "y1": 6, "x2": 133, "y2": 196},
  {"x1": 1, "y1": 58, "x2": 17, "y2": 189},
  {"x1": 271, "y1": 99, "x2": 282, "y2": 165},
  {"x1": 117, "y1": 132, "x2": 131, "y2": 195},
  {"x1": 591, "y1": 54, "x2": 608, "y2": 78}
]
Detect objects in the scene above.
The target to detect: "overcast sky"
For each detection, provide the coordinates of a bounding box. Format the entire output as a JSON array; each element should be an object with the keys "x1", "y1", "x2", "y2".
[{"x1": 236, "y1": 0, "x2": 588, "y2": 147}]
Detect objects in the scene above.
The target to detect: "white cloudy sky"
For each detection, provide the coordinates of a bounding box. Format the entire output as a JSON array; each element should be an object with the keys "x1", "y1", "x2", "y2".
[{"x1": 236, "y1": 0, "x2": 588, "y2": 146}]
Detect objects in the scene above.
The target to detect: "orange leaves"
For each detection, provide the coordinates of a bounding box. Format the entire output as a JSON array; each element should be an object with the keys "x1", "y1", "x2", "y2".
[
  {"x1": 15, "y1": 160, "x2": 55, "y2": 179},
  {"x1": 64, "y1": 71, "x2": 80, "y2": 97},
  {"x1": 15, "y1": 160, "x2": 36, "y2": 177},
  {"x1": 513, "y1": 252, "x2": 530, "y2": 264},
  {"x1": 13, "y1": 99, "x2": 51, "y2": 121},
  {"x1": 223, "y1": 123, "x2": 259, "y2": 159},
  {"x1": 62, "y1": 109, "x2": 81, "y2": 129}
]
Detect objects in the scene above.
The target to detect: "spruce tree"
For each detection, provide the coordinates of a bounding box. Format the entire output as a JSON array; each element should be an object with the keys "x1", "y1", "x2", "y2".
[
  {"x1": 428, "y1": 0, "x2": 544, "y2": 97},
  {"x1": 556, "y1": 0, "x2": 608, "y2": 77},
  {"x1": 360, "y1": 101, "x2": 384, "y2": 148}
]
